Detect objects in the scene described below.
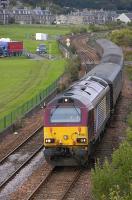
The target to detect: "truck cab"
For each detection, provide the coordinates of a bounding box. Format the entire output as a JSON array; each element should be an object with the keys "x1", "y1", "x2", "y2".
[
  {"x1": 0, "y1": 46, "x2": 3, "y2": 57},
  {"x1": 0, "y1": 45, "x2": 8, "y2": 57}
]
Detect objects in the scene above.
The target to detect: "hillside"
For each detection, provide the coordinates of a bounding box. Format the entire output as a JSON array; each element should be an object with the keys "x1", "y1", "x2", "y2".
[{"x1": 10, "y1": 0, "x2": 132, "y2": 11}]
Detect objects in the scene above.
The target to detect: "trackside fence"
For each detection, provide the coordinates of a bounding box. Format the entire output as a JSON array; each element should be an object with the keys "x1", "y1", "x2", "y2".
[{"x1": 0, "y1": 76, "x2": 61, "y2": 133}]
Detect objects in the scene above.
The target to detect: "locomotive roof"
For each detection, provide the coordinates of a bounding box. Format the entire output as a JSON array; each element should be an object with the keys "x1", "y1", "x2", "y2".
[
  {"x1": 86, "y1": 63, "x2": 122, "y2": 83},
  {"x1": 48, "y1": 77, "x2": 109, "y2": 109}
]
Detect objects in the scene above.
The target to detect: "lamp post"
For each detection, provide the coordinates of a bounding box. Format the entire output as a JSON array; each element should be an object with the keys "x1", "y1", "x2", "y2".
[
  {"x1": 3, "y1": 9, "x2": 5, "y2": 25},
  {"x1": 65, "y1": 38, "x2": 70, "y2": 58}
]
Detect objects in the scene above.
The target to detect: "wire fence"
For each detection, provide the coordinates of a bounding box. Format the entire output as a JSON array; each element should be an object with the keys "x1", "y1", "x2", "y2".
[{"x1": 0, "y1": 76, "x2": 61, "y2": 133}]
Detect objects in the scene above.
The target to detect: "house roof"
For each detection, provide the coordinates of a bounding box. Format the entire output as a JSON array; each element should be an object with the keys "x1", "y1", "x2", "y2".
[{"x1": 125, "y1": 13, "x2": 132, "y2": 20}]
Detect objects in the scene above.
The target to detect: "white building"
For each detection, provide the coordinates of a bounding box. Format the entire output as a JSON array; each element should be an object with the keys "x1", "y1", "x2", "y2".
[
  {"x1": 116, "y1": 13, "x2": 132, "y2": 23},
  {"x1": 36, "y1": 33, "x2": 48, "y2": 40}
]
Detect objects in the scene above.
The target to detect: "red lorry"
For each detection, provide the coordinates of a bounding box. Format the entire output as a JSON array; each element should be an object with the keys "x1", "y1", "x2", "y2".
[
  {"x1": 0, "y1": 41, "x2": 23, "y2": 57},
  {"x1": 8, "y1": 41, "x2": 23, "y2": 55}
]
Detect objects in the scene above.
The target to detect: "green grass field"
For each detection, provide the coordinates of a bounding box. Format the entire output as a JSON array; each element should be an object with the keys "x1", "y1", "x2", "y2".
[
  {"x1": 0, "y1": 25, "x2": 71, "y2": 53},
  {"x1": 0, "y1": 24, "x2": 71, "y2": 120},
  {"x1": 0, "y1": 58, "x2": 66, "y2": 118}
]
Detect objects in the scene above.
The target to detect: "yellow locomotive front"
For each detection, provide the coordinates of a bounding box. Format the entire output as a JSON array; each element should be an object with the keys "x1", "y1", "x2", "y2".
[{"x1": 44, "y1": 97, "x2": 91, "y2": 166}]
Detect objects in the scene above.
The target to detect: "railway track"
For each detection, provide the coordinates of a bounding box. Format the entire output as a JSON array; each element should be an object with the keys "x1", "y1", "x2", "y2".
[
  {"x1": 70, "y1": 34, "x2": 100, "y2": 69},
  {"x1": 60, "y1": 33, "x2": 100, "y2": 72},
  {"x1": 27, "y1": 167, "x2": 82, "y2": 200},
  {"x1": 0, "y1": 127, "x2": 43, "y2": 191}
]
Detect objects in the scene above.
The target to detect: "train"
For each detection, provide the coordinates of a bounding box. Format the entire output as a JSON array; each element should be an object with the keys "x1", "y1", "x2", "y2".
[
  {"x1": 43, "y1": 39, "x2": 124, "y2": 166},
  {"x1": 0, "y1": 41, "x2": 23, "y2": 57}
]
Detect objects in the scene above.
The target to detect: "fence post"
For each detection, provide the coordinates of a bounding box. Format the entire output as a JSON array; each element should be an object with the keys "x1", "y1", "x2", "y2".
[
  {"x1": 11, "y1": 112, "x2": 13, "y2": 124},
  {"x1": 4, "y1": 116, "x2": 6, "y2": 128},
  {"x1": 27, "y1": 101, "x2": 28, "y2": 112}
]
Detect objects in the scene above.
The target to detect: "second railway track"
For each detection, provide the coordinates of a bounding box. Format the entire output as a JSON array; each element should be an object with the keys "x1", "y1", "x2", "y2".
[
  {"x1": 27, "y1": 167, "x2": 82, "y2": 200},
  {"x1": 0, "y1": 127, "x2": 43, "y2": 191}
]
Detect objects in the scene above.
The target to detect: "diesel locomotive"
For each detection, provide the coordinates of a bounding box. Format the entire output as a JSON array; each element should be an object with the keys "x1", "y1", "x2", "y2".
[{"x1": 43, "y1": 39, "x2": 124, "y2": 166}]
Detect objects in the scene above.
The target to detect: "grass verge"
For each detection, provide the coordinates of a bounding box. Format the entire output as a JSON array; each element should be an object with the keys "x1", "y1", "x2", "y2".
[{"x1": 0, "y1": 58, "x2": 66, "y2": 118}]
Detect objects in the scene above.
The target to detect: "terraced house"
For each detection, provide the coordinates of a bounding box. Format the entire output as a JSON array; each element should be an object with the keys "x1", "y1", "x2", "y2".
[
  {"x1": 10, "y1": 8, "x2": 55, "y2": 24},
  {"x1": 12, "y1": 8, "x2": 32, "y2": 24},
  {"x1": 0, "y1": 0, "x2": 9, "y2": 8},
  {"x1": 1, "y1": 6, "x2": 131, "y2": 25},
  {"x1": 32, "y1": 8, "x2": 55, "y2": 24},
  {"x1": 56, "y1": 9, "x2": 117, "y2": 25},
  {"x1": 0, "y1": 9, "x2": 8, "y2": 24}
]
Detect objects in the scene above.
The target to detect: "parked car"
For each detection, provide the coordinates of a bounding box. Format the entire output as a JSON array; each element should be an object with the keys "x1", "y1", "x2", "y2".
[{"x1": 36, "y1": 44, "x2": 47, "y2": 55}]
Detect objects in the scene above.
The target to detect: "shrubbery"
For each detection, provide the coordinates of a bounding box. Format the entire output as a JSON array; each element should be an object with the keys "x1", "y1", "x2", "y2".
[
  {"x1": 66, "y1": 56, "x2": 81, "y2": 82},
  {"x1": 70, "y1": 27, "x2": 87, "y2": 34},
  {"x1": 109, "y1": 29, "x2": 132, "y2": 47},
  {"x1": 92, "y1": 113, "x2": 132, "y2": 200},
  {"x1": 58, "y1": 56, "x2": 81, "y2": 92},
  {"x1": 125, "y1": 51, "x2": 132, "y2": 62}
]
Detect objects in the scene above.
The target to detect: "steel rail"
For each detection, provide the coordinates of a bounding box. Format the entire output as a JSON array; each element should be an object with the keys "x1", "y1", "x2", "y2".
[
  {"x1": 0, "y1": 126, "x2": 43, "y2": 164},
  {"x1": 0, "y1": 145, "x2": 43, "y2": 191},
  {"x1": 60, "y1": 169, "x2": 82, "y2": 200},
  {"x1": 26, "y1": 166, "x2": 55, "y2": 200}
]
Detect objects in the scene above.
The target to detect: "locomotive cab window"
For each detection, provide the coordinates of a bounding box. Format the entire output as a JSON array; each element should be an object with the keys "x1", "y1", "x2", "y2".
[{"x1": 50, "y1": 107, "x2": 81, "y2": 123}]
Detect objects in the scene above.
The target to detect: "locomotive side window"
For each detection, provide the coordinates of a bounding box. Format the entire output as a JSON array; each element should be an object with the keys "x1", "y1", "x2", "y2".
[{"x1": 50, "y1": 107, "x2": 81, "y2": 123}]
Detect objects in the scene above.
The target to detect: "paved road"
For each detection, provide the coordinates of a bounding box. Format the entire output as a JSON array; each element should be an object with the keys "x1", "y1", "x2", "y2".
[
  {"x1": 27, "y1": 53, "x2": 58, "y2": 61},
  {"x1": 27, "y1": 53, "x2": 47, "y2": 60}
]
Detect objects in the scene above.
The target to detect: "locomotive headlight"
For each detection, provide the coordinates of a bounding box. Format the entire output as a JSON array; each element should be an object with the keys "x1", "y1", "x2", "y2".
[
  {"x1": 64, "y1": 98, "x2": 68, "y2": 102},
  {"x1": 81, "y1": 138, "x2": 86, "y2": 142},
  {"x1": 77, "y1": 138, "x2": 87, "y2": 143},
  {"x1": 45, "y1": 138, "x2": 55, "y2": 143}
]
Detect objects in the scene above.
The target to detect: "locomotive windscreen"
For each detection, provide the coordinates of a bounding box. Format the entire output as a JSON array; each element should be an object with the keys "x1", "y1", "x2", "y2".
[{"x1": 50, "y1": 107, "x2": 81, "y2": 123}]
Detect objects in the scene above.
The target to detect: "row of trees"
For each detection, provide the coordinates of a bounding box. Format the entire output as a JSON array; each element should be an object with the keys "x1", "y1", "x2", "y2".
[
  {"x1": 54, "y1": 0, "x2": 132, "y2": 10},
  {"x1": 10, "y1": 0, "x2": 132, "y2": 11}
]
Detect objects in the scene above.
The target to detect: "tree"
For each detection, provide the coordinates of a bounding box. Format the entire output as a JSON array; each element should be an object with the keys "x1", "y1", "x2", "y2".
[{"x1": 10, "y1": 0, "x2": 17, "y2": 6}]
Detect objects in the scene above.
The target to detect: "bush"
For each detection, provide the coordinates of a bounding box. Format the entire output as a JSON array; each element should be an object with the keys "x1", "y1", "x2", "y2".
[
  {"x1": 8, "y1": 17, "x2": 15, "y2": 24},
  {"x1": 92, "y1": 125, "x2": 132, "y2": 200},
  {"x1": 70, "y1": 27, "x2": 88, "y2": 34},
  {"x1": 125, "y1": 51, "x2": 132, "y2": 61},
  {"x1": 109, "y1": 28, "x2": 132, "y2": 47},
  {"x1": 127, "y1": 112, "x2": 132, "y2": 128},
  {"x1": 92, "y1": 141, "x2": 132, "y2": 200},
  {"x1": 66, "y1": 57, "x2": 81, "y2": 81}
]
